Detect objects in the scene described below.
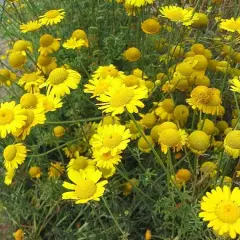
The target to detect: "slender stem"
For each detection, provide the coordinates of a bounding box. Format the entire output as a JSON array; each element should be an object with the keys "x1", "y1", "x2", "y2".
[
  {"x1": 127, "y1": 111, "x2": 167, "y2": 172},
  {"x1": 102, "y1": 197, "x2": 124, "y2": 235},
  {"x1": 45, "y1": 116, "x2": 102, "y2": 125},
  {"x1": 29, "y1": 137, "x2": 82, "y2": 157}
]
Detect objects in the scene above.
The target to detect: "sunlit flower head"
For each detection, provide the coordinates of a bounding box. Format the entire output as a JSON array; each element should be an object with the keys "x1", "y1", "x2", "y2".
[
  {"x1": 38, "y1": 34, "x2": 60, "y2": 56},
  {"x1": 39, "y1": 9, "x2": 65, "y2": 26},
  {"x1": 155, "y1": 98, "x2": 175, "y2": 121},
  {"x1": 37, "y1": 94, "x2": 63, "y2": 112},
  {"x1": 13, "y1": 107, "x2": 46, "y2": 140},
  {"x1": 92, "y1": 64, "x2": 124, "y2": 80},
  {"x1": 8, "y1": 52, "x2": 26, "y2": 68},
  {"x1": 29, "y1": 166, "x2": 42, "y2": 178},
  {"x1": 199, "y1": 186, "x2": 240, "y2": 239},
  {"x1": 37, "y1": 55, "x2": 57, "y2": 75},
  {"x1": 40, "y1": 67, "x2": 81, "y2": 97},
  {"x1": 12, "y1": 40, "x2": 33, "y2": 55},
  {"x1": 4, "y1": 168, "x2": 15, "y2": 185},
  {"x1": 160, "y1": 6, "x2": 199, "y2": 26},
  {"x1": 219, "y1": 17, "x2": 240, "y2": 34},
  {"x1": 100, "y1": 166, "x2": 116, "y2": 179},
  {"x1": 63, "y1": 38, "x2": 86, "y2": 49},
  {"x1": 97, "y1": 84, "x2": 148, "y2": 115},
  {"x1": 173, "y1": 105, "x2": 189, "y2": 127},
  {"x1": 224, "y1": 130, "x2": 240, "y2": 159},
  {"x1": 187, "y1": 130, "x2": 210, "y2": 154},
  {"x1": 150, "y1": 122, "x2": 178, "y2": 143},
  {"x1": 175, "y1": 168, "x2": 191, "y2": 184},
  {"x1": 125, "y1": 0, "x2": 155, "y2": 7},
  {"x1": 20, "y1": 20, "x2": 42, "y2": 33},
  {"x1": 18, "y1": 72, "x2": 45, "y2": 93},
  {"x1": 126, "y1": 120, "x2": 141, "y2": 140},
  {"x1": 93, "y1": 150, "x2": 122, "y2": 169},
  {"x1": 48, "y1": 162, "x2": 65, "y2": 179},
  {"x1": 230, "y1": 76, "x2": 240, "y2": 93},
  {"x1": 3, "y1": 143, "x2": 27, "y2": 170},
  {"x1": 67, "y1": 152, "x2": 95, "y2": 173},
  {"x1": 0, "y1": 101, "x2": 27, "y2": 138},
  {"x1": 197, "y1": 119, "x2": 215, "y2": 136},
  {"x1": 186, "y1": 86, "x2": 222, "y2": 115},
  {"x1": 62, "y1": 169, "x2": 108, "y2": 204},
  {"x1": 141, "y1": 18, "x2": 161, "y2": 34},
  {"x1": 84, "y1": 76, "x2": 119, "y2": 98},
  {"x1": 158, "y1": 128, "x2": 187, "y2": 154},
  {"x1": 140, "y1": 113, "x2": 157, "y2": 129},
  {"x1": 13, "y1": 229, "x2": 24, "y2": 240},
  {"x1": 72, "y1": 29, "x2": 89, "y2": 47},
  {"x1": 90, "y1": 124, "x2": 131, "y2": 156},
  {"x1": 63, "y1": 143, "x2": 85, "y2": 158},
  {"x1": 0, "y1": 69, "x2": 16, "y2": 86},
  {"x1": 138, "y1": 135, "x2": 155, "y2": 153},
  {"x1": 123, "y1": 47, "x2": 141, "y2": 62},
  {"x1": 53, "y1": 126, "x2": 65, "y2": 138}
]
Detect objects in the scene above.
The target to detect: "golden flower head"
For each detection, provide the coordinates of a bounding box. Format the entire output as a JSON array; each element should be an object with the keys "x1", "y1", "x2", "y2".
[
  {"x1": 123, "y1": 47, "x2": 141, "y2": 62},
  {"x1": 141, "y1": 18, "x2": 160, "y2": 34},
  {"x1": 224, "y1": 130, "x2": 240, "y2": 159},
  {"x1": 188, "y1": 130, "x2": 210, "y2": 154},
  {"x1": 199, "y1": 186, "x2": 240, "y2": 239},
  {"x1": 39, "y1": 9, "x2": 65, "y2": 26},
  {"x1": 29, "y1": 166, "x2": 42, "y2": 178},
  {"x1": 138, "y1": 135, "x2": 155, "y2": 153},
  {"x1": 53, "y1": 126, "x2": 65, "y2": 138}
]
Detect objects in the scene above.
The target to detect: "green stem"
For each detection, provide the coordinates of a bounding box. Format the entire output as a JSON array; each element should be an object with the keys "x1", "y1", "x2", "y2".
[
  {"x1": 29, "y1": 137, "x2": 82, "y2": 157},
  {"x1": 102, "y1": 197, "x2": 124, "y2": 235},
  {"x1": 45, "y1": 117, "x2": 102, "y2": 125},
  {"x1": 127, "y1": 111, "x2": 167, "y2": 172}
]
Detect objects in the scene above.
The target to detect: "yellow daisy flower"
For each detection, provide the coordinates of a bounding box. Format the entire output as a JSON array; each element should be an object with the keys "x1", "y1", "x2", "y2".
[
  {"x1": 40, "y1": 67, "x2": 81, "y2": 97},
  {"x1": 20, "y1": 20, "x2": 42, "y2": 33},
  {"x1": 187, "y1": 130, "x2": 210, "y2": 154},
  {"x1": 199, "y1": 186, "x2": 240, "y2": 239},
  {"x1": 92, "y1": 64, "x2": 124, "y2": 80},
  {"x1": 38, "y1": 34, "x2": 60, "y2": 56},
  {"x1": 13, "y1": 107, "x2": 46, "y2": 140},
  {"x1": 18, "y1": 72, "x2": 45, "y2": 93},
  {"x1": 67, "y1": 152, "x2": 95, "y2": 173},
  {"x1": 97, "y1": 84, "x2": 148, "y2": 115},
  {"x1": 125, "y1": 0, "x2": 155, "y2": 7},
  {"x1": 37, "y1": 94, "x2": 62, "y2": 112},
  {"x1": 123, "y1": 47, "x2": 141, "y2": 62},
  {"x1": 62, "y1": 169, "x2": 108, "y2": 204},
  {"x1": 224, "y1": 130, "x2": 240, "y2": 159},
  {"x1": 8, "y1": 52, "x2": 26, "y2": 69},
  {"x1": 138, "y1": 135, "x2": 155, "y2": 153},
  {"x1": 0, "y1": 101, "x2": 27, "y2": 138},
  {"x1": 186, "y1": 86, "x2": 222, "y2": 115},
  {"x1": 126, "y1": 120, "x2": 141, "y2": 140},
  {"x1": 197, "y1": 119, "x2": 215, "y2": 136},
  {"x1": 63, "y1": 143, "x2": 85, "y2": 158},
  {"x1": 48, "y1": 162, "x2": 65, "y2": 179},
  {"x1": 219, "y1": 17, "x2": 240, "y2": 34},
  {"x1": 84, "y1": 76, "x2": 118, "y2": 98},
  {"x1": 20, "y1": 93, "x2": 41, "y2": 109},
  {"x1": 37, "y1": 55, "x2": 57, "y2": 75},
  {"x1": 173, "y1": 105, "x2": 189, "y2": 127},
  {"x1": 150, "y1": 122, "x2": 178, "y2": 143},
  {"x1": 53, "y1": 126, "x2": 65, "y2": 138},
  {"x1": 39, "y1": 9, "x2": 65, "y2": 26},
  {"x1": 93, "y1": 150, "x2": 122, "y2": 169},
  {"x1": 12, "y1": 40, "x2": 33, "y2": 55},
  {"x1": 141, "y1": 18, "x2": 161, "y2": 34},
  {"x1": 158, "y1": 129, "x2": 187, "y2": 154},
  {"x1": 63, "y1": 38, "x2": 86, "y2": 49},
  {"x1": 230, "y1": 76, "x2": 240, "y2": 92},
  {"x1": 29, "y1": 166, "x2": 42, "y2": 178},
  {"x1": 13, "y1": 229, "x2": 24, "y2": 240},
  {"x1": 155, "y1": 98, "x2": 175, "y2": 121},
  {"x1": 0, "y1": 69, "x2": 16, "y2": 86},
  {"x1": 4, "y1": 168, "x2": 15, "y2": 185},
  {"x1": 90, "y1": 124, "x2": 131, "y2": 156},
  {"x1": 3, "y1": 143, "x2": 27, "y2": 170},
  {"x1": 160, "y1": 6, "x2": 199, "y2": 26},
  {"x1": 99, "y1": 166, "x2": 116, "y2": 179},
  {"x1": 72, "y1": 29, "x2": 89, "y2": 47}
]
